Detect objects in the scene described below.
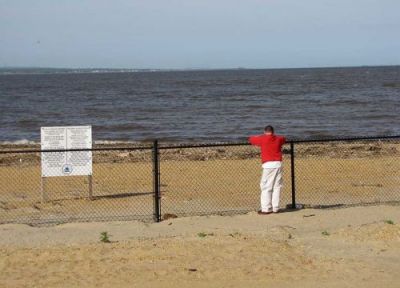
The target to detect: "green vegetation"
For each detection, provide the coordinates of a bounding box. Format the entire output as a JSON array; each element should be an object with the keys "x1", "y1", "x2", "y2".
[
  {"x1": 100, "y1": 231, "x2": 111, "y2": 243},
  {"x1": 321, "y1": 230, "x2": 330, "y2": 236},
  {"x1": 384, "y1": 219, "x2": 395, "y2": 225},
  {"x1": 197, "y1": 232, "x2": 214, "y2": 238},
  {"x1": 229, "y1": 232, "x2": 242, "y2": 238}
]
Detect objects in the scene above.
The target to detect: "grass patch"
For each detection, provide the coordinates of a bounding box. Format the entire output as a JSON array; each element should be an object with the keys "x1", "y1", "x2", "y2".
[
  {"x1": 384, "y1": 219, "x2": 395, "y2": 225},
  {"x1": 198, "y1": 232, "x2": 214, "y2": 238},
  {"x1": 321, "y1": 230, "x2": 330, "y2": 236},
  {"x1": 100, "y1": 231, "x2": 111, "y2": 243},
  {"x1": 229, "y1": 232, "x2": 242, "y2": 238}
]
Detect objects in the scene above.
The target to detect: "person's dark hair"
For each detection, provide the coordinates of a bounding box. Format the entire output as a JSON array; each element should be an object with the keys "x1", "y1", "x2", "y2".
[{"x1": 264, "y1": 125, "x2": 274, "y2": 133}]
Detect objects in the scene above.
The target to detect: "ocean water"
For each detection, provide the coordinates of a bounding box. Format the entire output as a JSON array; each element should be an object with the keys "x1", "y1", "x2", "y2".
[{"x1": 0, "y1": 66, "x2": 399, "y2": 143}]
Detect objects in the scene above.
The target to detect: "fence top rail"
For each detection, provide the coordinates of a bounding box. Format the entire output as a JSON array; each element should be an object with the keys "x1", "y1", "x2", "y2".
[
  {"x1": 1, "y1": 135, "x2": 399, "y2": 154},
  {"x1": 0, "y1": 146, "x2": 153, "y2": 154},
  {"x1": 159, "y1": 135, "x2": 400, "y2": 149},
  {"x1": 159, "y1": 142, "x2": 249, "y2": 150},
  {"x1": 289, "y1": 135, "x2": 400, "y2": 144}
]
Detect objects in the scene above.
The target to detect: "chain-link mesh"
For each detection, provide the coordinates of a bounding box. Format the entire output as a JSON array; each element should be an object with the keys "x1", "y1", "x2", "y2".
[
  {"x1": 159, "y1": 144, "x2": 292, "y2": 218},
  {"x1": 294, "y1": 138, "x2": 400, "y2": 208},
  {"x1": 1, "y1": 137, "x2": 399, "y2": 225},
  {"x1": 0, "y1": 147, "x2": 154, "y2": 225}
]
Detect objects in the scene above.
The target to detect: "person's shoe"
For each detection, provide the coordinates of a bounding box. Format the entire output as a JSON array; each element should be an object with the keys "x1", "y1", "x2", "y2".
[
  {"x1": 272, "y1": 210, "x2": 280, "y2": 214},
  {"x1": 258, "y1": 210, "x2": 273, "y2": 215}
]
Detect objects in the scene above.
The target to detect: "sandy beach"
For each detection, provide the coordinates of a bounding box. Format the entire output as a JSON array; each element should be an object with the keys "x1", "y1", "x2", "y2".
[
  {"x1": 1, "y1": 141, "x2": 399, "y2": 287},
  {"x1": 1, "y1": 205, "x2": 399, "y2": 287}
]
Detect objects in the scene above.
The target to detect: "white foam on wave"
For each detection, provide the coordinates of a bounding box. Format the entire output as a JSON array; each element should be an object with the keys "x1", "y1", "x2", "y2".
[
  {"x1": 94, "y1": 140, "x2": 138, "y2": 145},
  {"x1": 0, "y1": 139, "x2": 38, "y2": 145},
  {"x1": 0, "y1": 139, "x2": 143, "y2": 146}
]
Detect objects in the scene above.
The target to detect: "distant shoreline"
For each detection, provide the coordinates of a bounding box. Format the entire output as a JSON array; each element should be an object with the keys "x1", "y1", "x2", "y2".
[{"x1": 1, "y1": 65, "x2": 400, "y2": 76}]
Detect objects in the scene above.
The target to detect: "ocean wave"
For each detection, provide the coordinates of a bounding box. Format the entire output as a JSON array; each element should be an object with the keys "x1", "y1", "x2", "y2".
[
  {"x1": 0, "y1": 139, "x2": 145, "y2": 146},
  {"x1": 94, "y1": 140, "x2": 144, "y2": 145},
  {"x1": 0, "y1": 139, "x2": 38, "y2": 145}
]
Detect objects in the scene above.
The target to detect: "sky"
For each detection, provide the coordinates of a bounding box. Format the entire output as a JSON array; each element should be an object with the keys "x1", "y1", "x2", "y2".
[{"x1": 0, "y1": 0, "x2": 399, "y2": 69}]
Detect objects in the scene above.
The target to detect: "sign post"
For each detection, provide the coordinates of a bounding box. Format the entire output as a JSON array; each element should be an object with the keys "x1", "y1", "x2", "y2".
[{"x1": 41, "y1": 126, "x2": 93, "y2": 202}]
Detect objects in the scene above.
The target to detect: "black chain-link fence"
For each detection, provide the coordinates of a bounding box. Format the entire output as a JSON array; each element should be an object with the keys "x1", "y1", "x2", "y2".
[
  {"x1": 0, "y1": 146, "x2": 155, "y2": 225},
  {"x1": 159, "y1": 143, "x2": 292, "y2": 218},
  {"x1": 292, "y1": 138, "x2": 400, "y2": 208},
  {"x1": 0, "y1": 136, "x2": 399, "y2": 225}
]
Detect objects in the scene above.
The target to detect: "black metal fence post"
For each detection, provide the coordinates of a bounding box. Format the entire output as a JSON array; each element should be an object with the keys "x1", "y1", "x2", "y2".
[
  {"x1": 153, "y1": 140, "x2": 161, "y2": 222},
  {"x1": 290, "y1": 141, "x2": 296, "y2": 209}
]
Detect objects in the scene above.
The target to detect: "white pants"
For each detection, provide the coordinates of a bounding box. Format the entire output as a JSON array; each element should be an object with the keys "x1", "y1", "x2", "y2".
[{"x1": 260, "y1": 167, "x2": 282, "y2": 212}]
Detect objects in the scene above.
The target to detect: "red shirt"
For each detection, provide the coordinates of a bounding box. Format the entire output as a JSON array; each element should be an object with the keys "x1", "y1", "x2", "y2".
[{"x1": 249, "y1": 134, "x2": 286, "y2": 163}]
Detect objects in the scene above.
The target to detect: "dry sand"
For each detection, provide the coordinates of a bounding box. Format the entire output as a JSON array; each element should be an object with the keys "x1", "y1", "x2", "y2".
[
  {"x1": 1, "y1": 154, "x2": 399, "y2": 224},
  {"x1": 1, "y1": 141, "x2": 399, "y2": 286},
  {"x1": 1, "y1": 205, "x2": 400, "y2": 287}
]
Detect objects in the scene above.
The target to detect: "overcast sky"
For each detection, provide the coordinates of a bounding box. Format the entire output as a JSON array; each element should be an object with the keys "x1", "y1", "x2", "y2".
[{"x1": 1, "y1": 0, "x2": 399, "y2": 69}]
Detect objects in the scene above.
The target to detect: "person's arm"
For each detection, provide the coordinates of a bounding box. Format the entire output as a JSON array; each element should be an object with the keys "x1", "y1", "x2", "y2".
[
  {"x1": 249, "y1": 135, "x2": 263, "y2": 146},
  {"x1": 281, "y1": 136, "x2": 286, "y2": 145}
]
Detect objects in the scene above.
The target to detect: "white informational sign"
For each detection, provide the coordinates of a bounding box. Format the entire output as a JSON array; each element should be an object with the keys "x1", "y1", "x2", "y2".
[{"x1": 41, "y1": 126, "x2": 92, "y2": 177}]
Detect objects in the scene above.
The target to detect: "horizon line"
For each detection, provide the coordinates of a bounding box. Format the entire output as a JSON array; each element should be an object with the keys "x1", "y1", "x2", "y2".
[{"x1": 1, "y1": 64, "x2": 400, "y2": 71}]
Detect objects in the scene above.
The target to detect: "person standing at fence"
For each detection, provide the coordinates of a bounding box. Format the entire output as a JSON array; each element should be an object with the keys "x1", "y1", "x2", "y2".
[{"x1": 249, "y1": 125, "x2": 286, "y2": 214}]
